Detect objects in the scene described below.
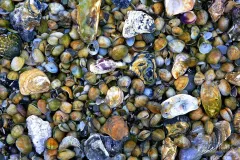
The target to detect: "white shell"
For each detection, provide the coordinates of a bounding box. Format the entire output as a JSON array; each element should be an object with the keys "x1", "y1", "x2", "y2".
[
  {"x1": 161, "y1": 94, "x2": 199, "y2": 119},
  {"x1": 165, "y1": 0, "x2": 195, "y2": 16},
  {"x1": 26, "y1": 115, "x2": 52, "y2": 154},
  {"x1": 123, "y1": 11, "x2": 155, "y2": 38},
  {"x1": 171, "y1": 53, "x2": 189, "y2": 79},
  {"x1": 59, "y1": 136, "x2": 81, "y2": 150}
]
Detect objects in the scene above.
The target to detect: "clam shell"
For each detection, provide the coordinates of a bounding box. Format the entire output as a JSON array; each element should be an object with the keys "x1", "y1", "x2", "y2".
[
  {"x1": 165, "y1": 0, "x2": 195, "y2": 16},
  {"x1": 225, "y1": 72, "x2": 240, "y2": 86},
  {"x1": 19, "y1": 68, "x2": 50, "y2": 95},
  {"x1": 105, "y1": 86, "x2": 124, "y2": 108},
  {"x1": 161, "y1": 94, "x2": 199, "y2": 119},
  {"x1": 171, "y1": 53, "x2": 189, "y2": 79},
  {"x1": 201, "y1": 81, "x2": 221, "y2": 118}
]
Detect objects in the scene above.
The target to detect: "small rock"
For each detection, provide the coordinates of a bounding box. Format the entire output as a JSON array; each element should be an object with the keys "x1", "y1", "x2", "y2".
[
  {"x1": 101, "y1": 116, "x2": 129, "y2": 140},
  {"x1": 26, "y1": 115, "x2": 52, "y2": 154},
  {"x1": 161, "y1": 94, "x2": 199, "y2": 119},
  {"x1": 122, "y1": 11, "x2": 155, "y2": 38},
  {"x1": 164, "y1": 0, "x2": 195, "y2": 16},
  {"x1": 112, "y1": 0, "x2": 131, "y2": 8}
]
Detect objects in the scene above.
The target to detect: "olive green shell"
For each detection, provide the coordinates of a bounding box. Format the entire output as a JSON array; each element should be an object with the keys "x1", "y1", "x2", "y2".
[
  {"x1": 201, "y1": 81, "x2": 222, "y2": 118},
  {"x1": 0, "y1": 33, "x2": 22, "y2": 59}
]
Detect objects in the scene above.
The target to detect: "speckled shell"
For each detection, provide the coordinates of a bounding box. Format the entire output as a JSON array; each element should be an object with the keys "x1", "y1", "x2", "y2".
[
  {"x1": 77, "y1": 0, "x2": 101, "y2": 43},
  {"x1": 0, "y1": 33, "x2": 22, "y2": 59},
  {"x1": 122, "y1": 11, "x2": 155, "y2": 38},
  {"x1": 201, "y1": 81, "x2": 222, "y2": 118},
  {"x1": 225, "y1": 72, "x2": 240, "y2": 86},
  {"x1": 90, "y1": 58, "x2": 118, "y2": 74},
  {"x1": 105, "y1": 86, "x2": 124, "y2": 108},
  {"x1": 161, "y1": 94, "x2": 199, "y2": 119},
  {"x1": 171, "y1": 53, "x2": 189, "y2": 79},
  {"x1": 130, "y1": 53, "x2": 157, "y2": 85},
  {"x1": 101, "y1": 116, "x2": 129, "y2": 140},
  {"x1": 19, "y1": 68, "x2": 50, "y2": 95}
]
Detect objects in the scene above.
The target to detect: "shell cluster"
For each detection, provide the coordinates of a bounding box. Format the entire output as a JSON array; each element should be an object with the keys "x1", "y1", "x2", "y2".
[{"x1": 0, "y1": 0, "x2": 240, "y2": 159}]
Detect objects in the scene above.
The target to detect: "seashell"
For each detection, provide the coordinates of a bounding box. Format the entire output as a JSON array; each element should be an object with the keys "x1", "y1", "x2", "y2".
[
  {"x1": 225, "y1": 72, "x2": 240, "y2": 86},
  {"x1": 19, "y1": 68, "x2": 50, "y2": 95},
  {"x1": 77, "y1": 0, "x2": 101, "y2": 43},
  {"x1": 90, "y1": 58, "x2": 126, "y2": 74},
  {"x1": 174, "y1": 76, "x2": 189, "y2": 91},
  {"x1": 161, "y1": 137, "x2": 177, "y2": 160},
  {"x1": 168, "y1": 39, "x2": 185, "y2": 53},
  {"x1": 101, "y1": 116, "x2": 129, "y2": 140},
  {"x1": 122, "y1": 11, "x2": 155, "y2": 38},
  {"x1": 223, "y1": 148, "x2": 240, "y2": 160},
  {"x1": 0, "y1": 33, "x2": 22, "y2": 59},
  {"x1": 87, "y1": 40, "x2": 99, "y2": 55},
  {"x1": 130, "y1": 53, "x2": 157, "y2": 85},
  {"x1": 9, "y1": 0, "x2": 43, "y2": 42},
  {"x1": 233, "y1": 109, "x2": 240, "y2": 134},
  {"x1": 105, "y1": 86, "x2": 124, "y2": 108},
  {"x1": 171, "y1": 53, "x2": 189, "y2": 79},
  {"x1": 161, "y1": 94, "x2": 199, "y2": 119},
  {"x1": 201, "y1": 81, "x2": 221, "y2": 118},
  {"x1": 16, "y1": 135, "x2": 32, "y2": 154},
  {"x1": 208, "y1": 0, "x2": 226, "y2": 22},
  {"x1": 180, "y1": 11, "x2": 197, "y2": 24},
  {"x1": 59, "y1": 136, "x2": 81, "y2": 150},
  {"x1": 164, "y1": 0, "x2": 195, "y2": 16}
]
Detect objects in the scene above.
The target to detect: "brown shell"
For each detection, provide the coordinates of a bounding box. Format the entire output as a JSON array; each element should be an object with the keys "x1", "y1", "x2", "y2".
[
  {"x1": 225, "y1": 72, "x2": 240, "y2": 87},
  {"x1": 19, "y1": 68, "x2": 50, "y2": 95},
  {"x1": 171, "y1": 53, "x2": 189, "y2": 79},
  {"x1": 101, "y1": 116, "x2": 129, "y2": 140}
]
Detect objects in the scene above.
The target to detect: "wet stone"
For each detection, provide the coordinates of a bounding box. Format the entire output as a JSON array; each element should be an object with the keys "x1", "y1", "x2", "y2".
[{"x1": 123, "y1": 11, "x2": 155, "y2": 38}]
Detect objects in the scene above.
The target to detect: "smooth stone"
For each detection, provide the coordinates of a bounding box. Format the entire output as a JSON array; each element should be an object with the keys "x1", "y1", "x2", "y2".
[{"x1": 122, "y1": 11, "x2": 155, "y2": 38}]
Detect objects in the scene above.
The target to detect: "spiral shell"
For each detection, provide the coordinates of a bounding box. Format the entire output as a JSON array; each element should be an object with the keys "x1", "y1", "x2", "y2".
[{"x1": 19, "y1": 68, "x2": 50, "y2": 95}]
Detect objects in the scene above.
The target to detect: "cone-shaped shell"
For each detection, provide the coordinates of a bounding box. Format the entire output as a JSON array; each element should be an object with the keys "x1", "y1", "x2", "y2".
[
  {"x1": 161, "y1": 94, "x2": 199, "y2": 119},
  {"x1": 201, "y1": 81, "x2": 221, "y2": 118},
  {"x1": 19, "y1": 68, "x2": 50, "y2": 95},
  {"x1": 101, "y1": 116, "x2": 129, "y2": 140}
]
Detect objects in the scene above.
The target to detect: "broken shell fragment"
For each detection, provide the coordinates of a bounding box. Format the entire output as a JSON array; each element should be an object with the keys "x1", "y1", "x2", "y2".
[
  {"x1": 201, "y1": 81, "x2": 222, "y2": 118},
  {"x1": 161, "y1": 137, "x2": 177, "y2": 160},
  {"x1": 122, "y1": 11, "x2": 155, "y2": 38},
  {"x1": 164, "y1": 0, "x2": 195, "y2": 16},
  {"x1": 225, "y1": 72, "x2": 240, "y2": 86},
  {"x1": 19, "y1": 68, "x2": 50, "y2": 95},
  {"x1": 105, "y1": 86, "x2": 124, "y2": 108},
  {"x1": 161, "y1": 94, "x2": 199, "y2": 119},
  {"x1": 59, "y1": 136, "x2": 81, "y2": 150},
  {"x1": 77, "y1": 0, "x2": 101, "y2": 43},
  {"x1": 208, "y1": 0, "x2": 226, "y2": 22},
  {"x1": 101, "y1": 116, "x2": 129, "y2": 140},
  {"x1": 171, "y1": 53, "x2": 189, "y2": 79},
  {"x1": 130, "y1": 53, "x2": 157, "y2": 85},
  {"x1": 90, "y1": 58, "x2": 126, "y2": 74}
]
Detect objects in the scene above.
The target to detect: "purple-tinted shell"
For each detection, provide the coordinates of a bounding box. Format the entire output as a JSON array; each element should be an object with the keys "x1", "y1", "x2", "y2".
[{"x1": 180, "y1": 11, "x2": 197, "y2": 24}]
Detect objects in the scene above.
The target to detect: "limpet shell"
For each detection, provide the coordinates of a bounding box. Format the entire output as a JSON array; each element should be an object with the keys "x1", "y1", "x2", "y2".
[{"x1": 19, "y1": 68, "x2": 50, "y2": 95}]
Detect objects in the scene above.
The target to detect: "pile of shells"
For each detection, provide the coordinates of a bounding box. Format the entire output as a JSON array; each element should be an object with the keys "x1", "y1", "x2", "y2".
[{"x1": 0, "y1": 0, "x2": 240, "y2": 159}]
